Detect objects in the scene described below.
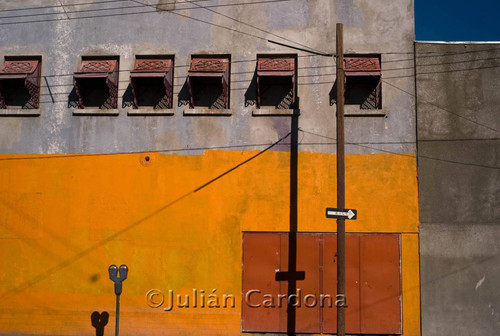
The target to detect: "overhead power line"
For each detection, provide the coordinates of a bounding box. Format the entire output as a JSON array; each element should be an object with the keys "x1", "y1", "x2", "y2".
[{"x1": 0, "y1": 2, "x2": 498, "y2": 134}]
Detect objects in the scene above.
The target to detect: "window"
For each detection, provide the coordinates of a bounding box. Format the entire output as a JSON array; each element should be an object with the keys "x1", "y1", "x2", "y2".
[
  {"x1": 0, "y1": 57, "x2": 41, "y2": 109},
  {"x1": 187, "y1": 56, "x2": 230, "y2": 109},
  {"x1": 344, "y1": 56, "x2": 381, "y2": 109},
  {"x1": 242, "y1": 232, "x2": 401, "y2": 334},
  {"x1": 73, "y1": 57, "x2": 119, "y2": 109},
  {"x1": 256, "y1": 55, "x2": 296, "y2": 109},
  {"x1": 130, "y1": 57, "x2": 173, "y2": 109}
]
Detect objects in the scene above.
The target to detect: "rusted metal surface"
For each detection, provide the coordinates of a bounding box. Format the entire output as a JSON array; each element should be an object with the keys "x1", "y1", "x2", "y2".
[
  {"x1": 0, "y1": 60, "x2": 39, "y2": 75},
  {"x1": 322, "y1": 234, "x2": 361, "y2": 334},
  {"x1": 187, "y1": 57, "x2": 229, "y2": 108},
  {"x1": 344, "y1": 57, "x2": 381, "y2": 76},
  {"x1": 130, "y1": 59, "x2": 173, "y2": 108},
  {"x1": 241, "y1": 232, "x2": 281, "y2": 332},
  {"x1": 0, "y1": 60, "x2": 41, "y2": 109},
  {"x1": 78, "y1": 60, "x2": 117, "y2": 73},
  {"x1": 360, "y1": 234, "x2": 401, "y2": 334},
  {"x1": 257, "y1": 57, "x2": 295, "y2": 74},
  {"x1": 242, "y1": 233, "x2": 401, "y2": 334},
  {"x1": 277, "y1": 234, "x2": 321, "y2": 332},
  {"x1": 73, "y1": 59, "x2": 118, "y2": 109},
  {"x1": 294, "y1": 234, "x2": 321, "y2": 333},
  {"x1": 189, "y1": 58, "x2": 228, "y2": 72},
  {"x1": 132, "y1": 59, "x2": 172, "y2": 73}
]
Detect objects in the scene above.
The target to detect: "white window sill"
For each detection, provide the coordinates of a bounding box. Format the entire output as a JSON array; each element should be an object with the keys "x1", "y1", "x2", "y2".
[
  {"x1": 344, "y1": 105, "x2": 385, "y2": 117},
  {"x1": 72, "y1": 108, "x2": 119, "y2": 116},
  {"x1": 127, "y1": 108, "x2": 174, "y2": 116},
  {"x1": 252, "y1": 108, "x2": 299, "y2": 116},
  {"x1": 183, "y1": 108, "x2": 232, "y2": 116},
  {"x1": 0, "y1": 109, "x2": 40, "y2": 116}
]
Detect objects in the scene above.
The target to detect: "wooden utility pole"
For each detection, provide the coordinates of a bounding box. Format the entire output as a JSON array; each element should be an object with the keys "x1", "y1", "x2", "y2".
[{"x1": 335, "y1": 22, "x2": 346, "y2": 336}]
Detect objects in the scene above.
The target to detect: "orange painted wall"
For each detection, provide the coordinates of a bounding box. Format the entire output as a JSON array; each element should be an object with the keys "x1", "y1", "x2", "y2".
[{"x1": 0, "y1": 150, "x2": 419, "y2": 335}]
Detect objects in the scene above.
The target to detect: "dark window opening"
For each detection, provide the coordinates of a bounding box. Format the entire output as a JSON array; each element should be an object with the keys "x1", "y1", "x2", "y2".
[
  {"x1": 0, "y1": 58, "x2": 41, "y2": 109},
  {"x1": 345, "y1": 76, "x2": 381, "y2": 109},
  {"x1": 256, "y1": 55, "x2": 296, "y2": 109},
  {"x1": 189, "y1": 76, "x2": 225, "y2": 108},
  {"x1": 132, "y1": 77, "x2": 170, "y2": 108},
  {"x1": 76, "y1": 78, "x2": 113, "y2": 108},
  {"x1": 73, "y1": 58, "x2": 119, "y2": 109},
  {"x1": 1, "y1": 79, "x2": 32, "y2": 108},
  {"x1": 130, "y1": 57, "x2": 173, "y2": 109},
  {"x1": 258, "y1": 76, "x2": 294, "y2": 109},
  {"x1": 187, "y1": 57, "x2": 230, "y2": 109}
]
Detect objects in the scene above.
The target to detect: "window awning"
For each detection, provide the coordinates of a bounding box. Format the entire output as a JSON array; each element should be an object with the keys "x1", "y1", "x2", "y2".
[
  {"x1": 188, "y1": 58, "x2": 229, "y2": 77},
  {"x1": 130, "y1": 59, "x2": 172, "y2": 77},
  {"x1": 73, "y1": 59, "x2": 119, "y2": 108},
  {"x1": 130, "y1": 59, "x2": 173, "y2": 109},
  {"x1": 257, "y1": 57, "x2": 295, "y2": 77},
  {"x1": 0, "y1": 60, "x2": 41, "y2": 109},
  {"x1": 344, "y1": 57, "x2": 381, "y2": 76},
  {"x1": 74, "y1": 59, "x2": 118, "y2": 78},
  {"x1": 0, "y1": 60, "x2": 40, "y2": 79}
]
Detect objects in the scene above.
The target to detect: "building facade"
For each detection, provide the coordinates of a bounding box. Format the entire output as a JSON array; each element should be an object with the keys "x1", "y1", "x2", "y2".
[
  {"x1": 0, "y1": 1, "x2": 419, "y2": 335},
  {"x1": 416, "y1": 41, "x2": 500, "y2": 335}
]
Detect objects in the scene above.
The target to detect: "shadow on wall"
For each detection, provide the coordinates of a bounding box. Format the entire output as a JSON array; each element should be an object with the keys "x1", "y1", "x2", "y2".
[
  {"x1": 177, "y1": 80, "x2": 190, "y2": 107},
  {"x1": 244, "y1": 71, "x2": 258, "y2": 107},
  {"x1": 286, "y1": 115, "x2": 299, "y2": 335},
  {"x1": 91, "y1": 311, "x2": 109, "y2": 336}
]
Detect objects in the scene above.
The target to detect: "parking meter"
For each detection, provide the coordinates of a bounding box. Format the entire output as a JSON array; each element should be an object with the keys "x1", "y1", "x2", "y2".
[{"x1": 108, "y1": 264, "x2": 128, "y2": 336}]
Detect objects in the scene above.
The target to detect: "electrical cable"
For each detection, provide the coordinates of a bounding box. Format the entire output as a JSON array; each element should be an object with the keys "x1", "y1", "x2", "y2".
[
  {"x1": 0, "y1": 129, "x2": 292, "y2": 300},
  {"x1": 298, "y1": 128, "x2": 500, "y2": 170},
  {"x1": 0, "y1": 0, "x2": 280, "y2": 21}
]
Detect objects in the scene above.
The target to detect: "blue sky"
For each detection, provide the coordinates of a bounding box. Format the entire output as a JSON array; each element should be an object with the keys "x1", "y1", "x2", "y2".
[{"x1": 415, "y1": 0, "x2": 500, "y2": 41}]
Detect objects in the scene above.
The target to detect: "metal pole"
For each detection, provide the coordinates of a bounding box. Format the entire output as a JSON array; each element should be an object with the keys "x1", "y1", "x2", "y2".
[
  {"x1": 336, "y1": 22, "x2": 346, "y2": 336},
  {"x1": 109, "y1": 264, "x2": 127, "y2": 336},
  {"x1": 115, "y1": 294, "x2": 120, "y2": 336}
]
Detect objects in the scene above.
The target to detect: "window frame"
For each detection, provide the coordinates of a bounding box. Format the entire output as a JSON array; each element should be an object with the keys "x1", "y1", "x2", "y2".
[
  {"x1": 343, "y1": 55, "x2": 382, "y2": 110},
  {"x1": 187, "y1": 56, "x2": 230, "y2": 109},
  {"x1": 129, "y1": 56, "x2": 174, "y2": 109},
  {"x1": 73, "y1": 57, "x2": 119, "y2": 109},
  {"x1": 0, "y1": 57, "x2": 41, "y2": 109},
  {"x1": 256, "y1": 54, "x2": 297, "y2": 109}
]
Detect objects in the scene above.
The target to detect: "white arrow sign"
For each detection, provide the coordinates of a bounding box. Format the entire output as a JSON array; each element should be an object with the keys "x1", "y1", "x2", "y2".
[{"x1": 326, "y1": 208, "x2": 357, "y2": 220}]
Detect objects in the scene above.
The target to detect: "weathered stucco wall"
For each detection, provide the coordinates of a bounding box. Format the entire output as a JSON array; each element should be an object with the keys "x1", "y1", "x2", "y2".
[
  {"x1": 416, "y1": 42, "x2": 500, "y2": 335},
  {"x1": 0, "y1": 1, "x2": 419, "y2": 335},
  {"x1": 0, "y1": 0, "x2": 415, "y2": 156},
  {"x1": 0, "y1": 150, "x2": 420, "y2": 335}
]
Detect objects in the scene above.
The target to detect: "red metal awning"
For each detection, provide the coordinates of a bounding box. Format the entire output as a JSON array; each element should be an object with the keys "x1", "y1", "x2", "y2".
[
  {"x1": 344, "y1": 57, "x2": 381, "y2": 76},
  {"x1": 74, "y1": 59, "x2": 118, "y2": 78},
  {"x1": 0, "y1": 60, "x2": 40, "y2": 79},
  {"x1": 257, "y1": 57, "x2": 295, "y2": 77},
  {"x1": 188, "y1": 58, "x2": 229, "y2": 76},
  {"x1": 130, "y1": 59, "x2": 172, "y2": 78}
]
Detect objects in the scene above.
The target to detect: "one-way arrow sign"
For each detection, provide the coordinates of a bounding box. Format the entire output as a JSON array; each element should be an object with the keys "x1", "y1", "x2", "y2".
[{"x1": 326, "y1": 208, "x2": 357, "y2": 220}]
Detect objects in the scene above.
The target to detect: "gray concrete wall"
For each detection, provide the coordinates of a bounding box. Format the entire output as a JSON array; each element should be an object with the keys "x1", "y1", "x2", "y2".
[
  {"x1": 0, "y1": 0, "x2": 415, "y2": 156},
  {"x1": 416, "y1": 42, "x2": 500, "y2": 335}
]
